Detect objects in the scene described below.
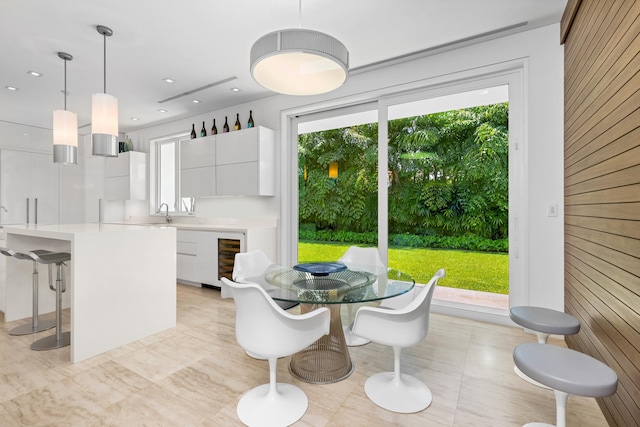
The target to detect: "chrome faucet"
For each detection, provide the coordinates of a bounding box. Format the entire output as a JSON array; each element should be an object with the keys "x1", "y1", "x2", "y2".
[{"x1": 157, "y1": 203, "x2": 172, "y2": 223}]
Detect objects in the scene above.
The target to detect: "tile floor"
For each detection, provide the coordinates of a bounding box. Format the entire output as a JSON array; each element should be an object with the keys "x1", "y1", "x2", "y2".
[{"x1": 0, "y1": 284, "x2": 608, "y2": 426}]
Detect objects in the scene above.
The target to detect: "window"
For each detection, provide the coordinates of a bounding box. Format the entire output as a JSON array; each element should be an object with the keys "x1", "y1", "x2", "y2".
[{"x1": 153, "y1": 134, "x2": 193, "y2": 214}]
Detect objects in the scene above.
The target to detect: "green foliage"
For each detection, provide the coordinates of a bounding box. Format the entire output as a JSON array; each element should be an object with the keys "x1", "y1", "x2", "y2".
[
  {"x1": 298, "y1": 103, "x2": 510, "y2": 241},
  {"x1": 299, "y1": 229, "x2": 507, "y2": 253}
]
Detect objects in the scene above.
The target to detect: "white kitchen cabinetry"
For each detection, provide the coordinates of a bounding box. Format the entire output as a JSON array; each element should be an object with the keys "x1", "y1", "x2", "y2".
[
  {"x1": 176, "y1": 229, "x2": 245, "y2": 287},
  {"x1": 0, "y1": 149, "x2": 59, "y2": 225},
  {"x1": 105, "y1": 151, "x2": 147, "y2": 201},
  {"x1": 216, "y1": 126, "x2": 274, "y2": 196},
  {"x1": 179, "y1": 126, "x2": 274, "y2": 198},
  {"x1": 180, "y1": 137, "x2": 216, "y2": 198}
]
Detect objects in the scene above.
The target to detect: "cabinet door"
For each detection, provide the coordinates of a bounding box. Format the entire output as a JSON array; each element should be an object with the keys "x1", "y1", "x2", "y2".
[
  {"x1": 106, "y1": 154, "x2": 129, "y2": 178},
  {"x1": 181, "y1": 137, "x2": 216, "y2": 169},
  {"x1": 181, "y1": 167, "x2": 215, "y2": 198},
  {"x1": 216, "y1": 163, "x2": 259, "y2": 196},
  {"x1": 106, "y1": 176, "x2": 129, "y2": 200},
  {"x1": 0, "y1": 149, "x2": 59, "y2": 225},
  {"x1": 84, "y1": 155, "x2": 106, "y2": 223},
  {"x1": 177, "y1": 230, "x2": 199, "y2": 283},
  {"x1": 30, "y1": 152, "x2": 59, "y2": 225},
  {"x1": 197, "y1": 231, "x2": 217, "y2": 285},
  {"x1": 216, "y1": 128, "x2": 258, "y2": 165}
]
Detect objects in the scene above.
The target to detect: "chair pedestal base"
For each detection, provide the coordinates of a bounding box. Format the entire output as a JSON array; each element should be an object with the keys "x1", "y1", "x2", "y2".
[
  {"x1": 31, "y1": 331, "x2": 70, "y2": 351},
  {"x1": 9, "y1": 319, "x2": 56, "y2": 336},
  {"x1": 364, "y1": 371, "x2": 432, "y2": 413},
  {"x1": 343, "y1": 324, "x2": 370, "y2": 346},
  {"x1": 237, "y1": 383, "x2": 307, "y2": 427}
]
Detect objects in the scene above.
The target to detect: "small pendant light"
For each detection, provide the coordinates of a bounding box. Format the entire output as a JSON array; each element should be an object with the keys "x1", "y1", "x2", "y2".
[
  {"x1": 91, "y1": 25, "x2": 118, "y2": 157},
  {"x1": 53, "y1": 52, "x2": 78, "y2": 165}
]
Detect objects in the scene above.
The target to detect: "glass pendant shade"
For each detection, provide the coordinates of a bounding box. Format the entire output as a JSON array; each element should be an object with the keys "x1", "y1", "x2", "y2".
[
  {"x1": 53, "y1": 109, "x2": 78, "y2": 164},
  {"x1": 91, "y1": 92, "x2": 119, "y2": 157},
  {"x1": 91, "y1": 25, "x2": 119, "y2": 157},
  {"x1": 53, "y1": 51, "x2": 77, "y2": 165},
  {"x1": 250, "y1": 29, "x2": 348, "y2": 96}
]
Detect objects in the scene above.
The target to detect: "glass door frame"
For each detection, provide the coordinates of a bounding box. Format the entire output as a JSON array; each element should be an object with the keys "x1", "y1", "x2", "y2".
[{"x1": 282, "y1": 63, "x2": 528, "y2": 318}]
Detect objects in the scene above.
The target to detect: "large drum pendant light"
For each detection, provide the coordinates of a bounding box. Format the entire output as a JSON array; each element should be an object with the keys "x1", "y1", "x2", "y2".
[
  {"x1": 250, "y1": 1, "x2": 348, "y2": 96},
  {"x1": 91, "y1": 25, "x2": 118, "y2": 157},
  {"x1": 250, "y1": 29, "x2": 348, "y2": 96},
  {"x1": 53, "y1": 52, "x2": 77, "y2": 165}
]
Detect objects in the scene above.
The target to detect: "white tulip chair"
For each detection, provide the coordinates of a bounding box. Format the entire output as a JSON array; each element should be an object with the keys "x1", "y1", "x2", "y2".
[
  {"x1": 222, "y1": 278, "x2": 330, "y2": 427},
  {"x1": 351, "y1": 268, "x2": 445, "y2": 413},
  {"x1": 337, "y1": 246, "x2": 386, "y2": 346}
]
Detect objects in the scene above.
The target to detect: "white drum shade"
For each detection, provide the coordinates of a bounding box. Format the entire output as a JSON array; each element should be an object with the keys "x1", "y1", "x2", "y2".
[
  {"x1": 53, "y1": 109, "x2": 78, "y2": 148},
  {"x1": 251, "y1": 29, "x2": 348, "y2": 96},
  {"x1": 91, "y1": 93, "x2": 118, "y2": 135}
]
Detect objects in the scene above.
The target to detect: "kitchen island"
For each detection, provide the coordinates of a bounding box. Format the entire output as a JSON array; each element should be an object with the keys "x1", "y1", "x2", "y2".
[{"x1": 3, "y1": 223, "x2": 176, "y2": 363}]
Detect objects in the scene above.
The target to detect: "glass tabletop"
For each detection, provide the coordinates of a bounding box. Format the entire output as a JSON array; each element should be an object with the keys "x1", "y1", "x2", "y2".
[{"x1": 254, "y1": 265, "x2": 415, "y2": 305}]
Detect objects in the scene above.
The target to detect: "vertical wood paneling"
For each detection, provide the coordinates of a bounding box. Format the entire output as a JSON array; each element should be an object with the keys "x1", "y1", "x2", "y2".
[{"x1": 562, "y1": 1, "x2": 640, "y2": 426}]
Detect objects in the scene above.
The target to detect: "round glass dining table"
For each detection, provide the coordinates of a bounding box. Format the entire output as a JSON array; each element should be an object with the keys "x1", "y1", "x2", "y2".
[{"x1": 253, "y1": 263, "x2": 415, "y2": 384}]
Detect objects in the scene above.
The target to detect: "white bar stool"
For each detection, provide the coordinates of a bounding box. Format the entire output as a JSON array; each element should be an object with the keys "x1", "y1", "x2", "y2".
[
  {"x1": 28, "y1": 251, "x2": 71, "y2": 351},
  {"x1": 1, "y1": 248, "x2": 56, "y2": 335}
]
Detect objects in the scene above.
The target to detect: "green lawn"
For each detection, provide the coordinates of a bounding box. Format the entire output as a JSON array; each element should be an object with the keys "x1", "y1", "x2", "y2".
[{"x1": 298, "y1": 241, "x2": 509, "y2": 294}]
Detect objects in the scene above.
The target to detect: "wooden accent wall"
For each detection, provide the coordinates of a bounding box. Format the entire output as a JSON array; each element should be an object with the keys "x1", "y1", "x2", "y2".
[{"x1": 562, "y1": 0, "x2": 640, "y2": 425}]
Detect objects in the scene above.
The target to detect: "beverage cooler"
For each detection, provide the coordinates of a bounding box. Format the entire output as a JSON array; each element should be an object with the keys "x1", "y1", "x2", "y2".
[{"x1": 217, "y1": 237, "x2": 242, "y2": 282}]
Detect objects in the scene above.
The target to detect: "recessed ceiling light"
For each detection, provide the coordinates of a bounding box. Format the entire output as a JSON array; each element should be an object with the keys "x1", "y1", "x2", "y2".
[
  {"x1": 192, "y1": 99, "x2": 201, "y2": 103},
  {"x1": 162, "y1": 78, "x2": 175, "y2": 83},
  {"x1": 230, "y1": 87, "x2": 241, "y2": 92},
  {"x1": 27, "y1": 71, "x2": 42, "y2": 77},
  {"x1": 158, "y1": 109, "x2": 168, "y2": 113},
  {"x1": 130, "y1": 117, "x2": 139, "y2": 121},
  {"x1": 5, "y1": 86, "x2": 18, "y2": 91}
]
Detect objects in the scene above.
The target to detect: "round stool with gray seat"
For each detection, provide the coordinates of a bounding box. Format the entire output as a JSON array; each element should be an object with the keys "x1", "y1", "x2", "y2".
[
  {"x1": 513, "y1": 343, "x2": 617, "y2": 427},
  {"x1": 510, "y1": 306, "x2": 581, "y2": 389},
  {"x1": 510, "y1": 306, "x2": 580, "y2": 344},
  {"x1": 27, "y1": 251, "x2": 72, "y2": 351},
  {"x1": 0, "y1": 247, "x2": 56, "y2": 335}
]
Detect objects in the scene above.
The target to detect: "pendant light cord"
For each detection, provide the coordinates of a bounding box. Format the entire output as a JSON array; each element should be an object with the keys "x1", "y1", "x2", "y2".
[
  {"x1": 103, "y1": 33, "x2": 107, "y2": 94},
  {"x1": 299, "y1": 0, "x2": 302, "y2": 28},
  {"x1": 63, "y1": 58, "x2": 67, "y2": 110}
]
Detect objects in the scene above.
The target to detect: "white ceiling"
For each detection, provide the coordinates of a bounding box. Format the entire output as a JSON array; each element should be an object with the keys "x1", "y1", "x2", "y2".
[{"x1": 0, "y1": 0, "x2": 566, "y2": 135}]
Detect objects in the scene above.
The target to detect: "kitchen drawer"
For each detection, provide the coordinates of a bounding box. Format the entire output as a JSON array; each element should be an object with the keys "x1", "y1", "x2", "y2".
[
  {"x1": 177, "y1": 241, "x2": 197, "y2": 255},
  {"x1": 177, "y1": 229, "x2": 198, "y2": 242}
]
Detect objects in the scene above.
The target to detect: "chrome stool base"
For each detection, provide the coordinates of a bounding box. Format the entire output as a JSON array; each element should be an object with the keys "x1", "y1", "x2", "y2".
[
  {"x1": 31, "y1": 331, "x2": 71, "y2": 351},
  {"x1": 9, "y1": 319, "x2": 56, "y2": 336}
]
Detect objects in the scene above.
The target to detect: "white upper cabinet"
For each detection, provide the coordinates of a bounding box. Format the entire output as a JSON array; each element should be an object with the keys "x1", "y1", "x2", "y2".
[
  {"x1": 216, "y1": 126, "x2": 274, "y2": 196},
  {"x1": 181, "y1": 136, "x2": 216, "y2": 169},
  {"x1": 180, "y1": 136, "x2": 216, "y2": 198},
  {"x1": 180, "y1": 126, "x2": 275, "y2": 197},
  {"x1": 105, "y1": 151, "x2": 147, "y2": 201}
]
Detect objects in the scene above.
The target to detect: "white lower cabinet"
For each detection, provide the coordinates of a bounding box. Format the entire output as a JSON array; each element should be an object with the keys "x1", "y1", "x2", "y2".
[{"x1": 176, "y1": 229, "x2": 245, "y2": 287}]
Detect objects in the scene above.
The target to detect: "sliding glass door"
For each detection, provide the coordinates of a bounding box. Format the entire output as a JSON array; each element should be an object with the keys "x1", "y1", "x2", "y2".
[{"x1": 291, "y1": 71, "x2": 524, "y2": 313}]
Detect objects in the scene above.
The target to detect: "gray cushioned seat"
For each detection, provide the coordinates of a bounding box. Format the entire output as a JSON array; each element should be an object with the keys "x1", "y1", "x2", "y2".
[
  {"x1": 510, "y1": 306, "x2": 580, "y2": 336},
  {"x1": 513, "y1": 343, "x2": 617, "y2": 397}
]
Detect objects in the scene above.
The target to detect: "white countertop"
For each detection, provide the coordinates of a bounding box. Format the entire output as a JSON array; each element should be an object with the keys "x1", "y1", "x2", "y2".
[
  {"x1": 2, "y1": 223, "x2": 174, "y2": 240},
  {"x1": 106, "y1": 218, "x2": 277, "y2": 233}
]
